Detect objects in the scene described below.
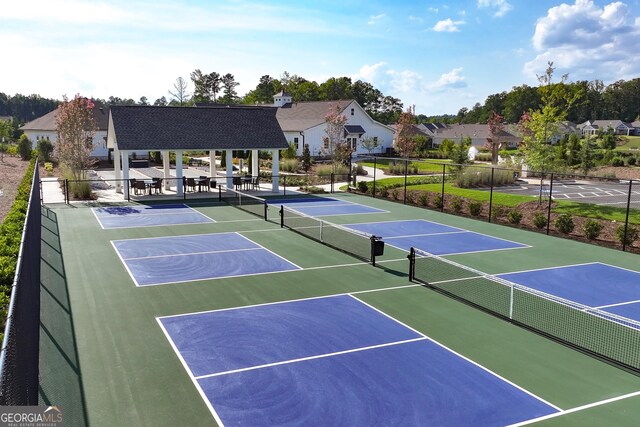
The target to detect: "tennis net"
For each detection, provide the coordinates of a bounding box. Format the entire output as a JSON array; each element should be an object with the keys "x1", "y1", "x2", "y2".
[
  {"x1": 220, "y1": 186, "x2": 268, "y2": 220},
  {"x1": 408, "y1": 247, "x2": 640, "y2": 373},
  {"x1": 279, "y1": 204, "x2": 382, "y2": 264}
]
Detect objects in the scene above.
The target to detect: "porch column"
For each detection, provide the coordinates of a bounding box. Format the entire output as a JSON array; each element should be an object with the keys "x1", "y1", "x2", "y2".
[
  {"x1": 209, "y1": 150, "x2": 217, "y2": 177},
  {"x1": 225, "y1": 150, "x2": 234, "y2": 189},
  {"x1": 175, "y1": 150, "x2": 184, "y2": 197},
  {"x1": 271, "y1": 149, "x2": 279, "y2": 192},
  {"x1": 251, "y1": 149, "x2": 259, "y2": 178},
  {"x1": 122, "y1": 151, "x2": 130, "y2": 199},
  {"x1": 114, "y1": 145, "x2": 122, "y2": 193},
  {"x1": 162, "y1": 151, "x2": 171, "y2": 191}
]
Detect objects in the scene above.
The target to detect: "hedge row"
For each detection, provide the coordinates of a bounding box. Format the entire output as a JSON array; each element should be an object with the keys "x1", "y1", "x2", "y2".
[{"x1": 0, "y1": 159, "x2": 36, "y2": 337}]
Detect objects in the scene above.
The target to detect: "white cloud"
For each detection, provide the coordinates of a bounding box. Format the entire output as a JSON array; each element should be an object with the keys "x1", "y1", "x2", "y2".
[
  {"x1": 477, "y1": 0, "x2": 513, "y2": 18},
  {"x1": 428, "y1": 7, "x2": 439, "y2": 13},
  {"x1": 368, "y1": 13, "x2": 386, "y2": 25},
  {"x1": 524, "y1": 0, "x2": 640, "y2": 83},
  {"x1": 433, "y1": 18, "x2": 465, "y2": 32},
  {"x1": 409, "y1": 15, "x2": 424, "y2": 24},
  {"x1": 431, "y1": 68, "x2": 467, "y2": 90},
  {"x1": 355, "y1": 62, "x2": 388, "y2": 82}
]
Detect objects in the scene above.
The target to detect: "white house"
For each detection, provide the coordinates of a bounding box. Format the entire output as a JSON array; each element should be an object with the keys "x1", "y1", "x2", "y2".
[
  {"x1": 272, "y1": 92, "x2": 394, "y2": 157},
  {"x1": 19, "y1": 106, "x2": 146, "y2": 159}
]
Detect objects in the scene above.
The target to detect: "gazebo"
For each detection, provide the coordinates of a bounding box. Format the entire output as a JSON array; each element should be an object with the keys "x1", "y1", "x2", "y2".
[{"x1": 106, "y1": 105, "x2": 288, "y2": 197}]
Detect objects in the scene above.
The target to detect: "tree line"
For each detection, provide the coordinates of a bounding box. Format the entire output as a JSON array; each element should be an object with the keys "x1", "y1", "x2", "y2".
[{"x1": 421, "y1": 78, "x2": 640, "y2": 125}]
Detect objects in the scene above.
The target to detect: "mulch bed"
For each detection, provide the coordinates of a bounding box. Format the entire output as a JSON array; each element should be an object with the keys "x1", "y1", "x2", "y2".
[{"x1": 0, "y1": 156, "x2": 30, "y2": 222}]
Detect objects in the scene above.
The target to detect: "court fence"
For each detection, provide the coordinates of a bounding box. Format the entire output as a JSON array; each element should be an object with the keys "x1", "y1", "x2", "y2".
[
  {"x1": 408, "y1": 247, "x2": 640, "y2": 374},
  {"x1": 0, "y1": 165, "x2": 42, "y2": 405},
  {"x1": 353, "y1": 156, "x2": 640, "y2": 252}
]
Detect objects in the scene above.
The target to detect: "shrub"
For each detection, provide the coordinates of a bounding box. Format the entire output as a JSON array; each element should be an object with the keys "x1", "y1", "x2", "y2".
[
  {"x1": 280, "y1": 158, "x2": 299, "y2": 173},
  {"x1": 379, "y1": 187, "x2": 389, "y2": 198},
  {"x1": 417, "y1": 192, "x2": 429, "y2": 207},
  {"x1": 611, "y1": 157, "x2": 625, "y2": 167},
  {"x1": 301, "y1": 186, "x2": 326, "y2": 194},
  {"x1": 468, "y1": 200, "x2": 482, "y2": 216},
  {"x1": 316, "y1": 163, "x2": 349, "y2": 176},
  {"x1": 455, "y1": 167, "x2": 515, "y2": 188},
  {"x1": 507, "y1": 210, "x2": 522, "y2": 224},
  {"x1": 44, "y1": 162, "x2": 54, "y2": 173},
  {"x1": 391, "y1": 188, "x2": 400, "y2": 200},
  {"x1": 433, "y1": 193, "x2": 444, "y2": 209},
  {"x1": 533, "y1": 212, "x2": 547, "y2": 229},
  {"x1": 450, "y1": 196, "x2": 463, "y2": 213},
  {"x1": 616, "y1": 224, "x2": 638, "y2": 246},
  {"x1": 582, "y1": 219, "x2": 603, "y2": 240},
  {"x1": 357, "y1": 181, "x2": 368, "y2": 193},
  {"x1": 626, "y1": 156, "x2": 637, "y2": 166},
  {"x1": 554, "y1": 213, "x2": 575, "y2": 234},
  {"x1": 491, "y1": 205, "x2": 506, "y2": 221},
  {"x1": 353, "y1": 164, "x2": 367, "y2": 175},
  {"x1": 69, "y1": 181, "x2": 92, "y2": 199},
  {"x1": 18, "y1": 135, "x2": 32, "y2": 160},
  {"x1": 37, "y1": 138, "x2": 54, "y2": 162}
]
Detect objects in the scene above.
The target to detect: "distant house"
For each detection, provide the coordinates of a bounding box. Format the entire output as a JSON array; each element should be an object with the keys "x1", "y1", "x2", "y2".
[
  {"x1": 272, "y1": 91, "x2": 394, "y2": 157},
  {"x1": 578, "y1": 120, "x2": 635, "y2": 136},
  {"x1": 431, "y1": 123, "x2": 521, "y2": 148},
  {"x1": 19, "y1": 106, "x2": 147, "y2": 159}
]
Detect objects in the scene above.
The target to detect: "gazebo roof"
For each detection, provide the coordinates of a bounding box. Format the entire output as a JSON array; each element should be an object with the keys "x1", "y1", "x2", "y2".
[{"x1": 108, "y1": 105, "x2": 288, "y2": 151}]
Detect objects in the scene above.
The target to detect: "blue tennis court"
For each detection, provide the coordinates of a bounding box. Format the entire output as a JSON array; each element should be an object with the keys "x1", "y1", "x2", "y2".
[
  {"x1": 499, "y1": 263, "x2": 640, "y2": 323},
  {"x1": 158, "y1": 295, "x2": 558, "y2": 425},
  {"x1": 347, "y1": 219, "x2": 528, "y2": 255},
  {"x1": 269, "y1": 196, "x2": 386, "y2": 216},
  {"x1": 93, "y1": 204, "x2": 214, "y2": 229},
  {"x1": 112, "y1": 232, "x2": 300, "y2": 286}
]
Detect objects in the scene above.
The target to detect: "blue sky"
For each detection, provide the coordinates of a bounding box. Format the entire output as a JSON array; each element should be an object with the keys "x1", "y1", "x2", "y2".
[{"x1": 2, "y1": 0, "x2": 640, "y2": 115}]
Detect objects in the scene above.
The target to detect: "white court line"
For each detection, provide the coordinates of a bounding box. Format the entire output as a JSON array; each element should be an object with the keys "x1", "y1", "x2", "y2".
[
  {"x1": 194, "y1": 337, "x2": 428, "y2": 379},
  {"x1": 350, "y1": 295, "x2": 562, "y2": 411},
  {"x1": 124, "y1": 247, "x2": 263, "y2": 261},
  {"x1": 506, "y1": 390, "x2": 640, "y2": 427},
  {"x1": 594, "y1": 299, "x2": 640, "y2": 309},
  {"x1": 384, "y1": 230, "x2": 469, "y2": 239}
]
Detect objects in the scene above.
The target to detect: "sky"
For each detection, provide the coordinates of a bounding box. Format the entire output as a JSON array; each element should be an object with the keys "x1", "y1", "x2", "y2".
[{"x1": 2, "y1": 0, "x2": 640, "y2": 116}]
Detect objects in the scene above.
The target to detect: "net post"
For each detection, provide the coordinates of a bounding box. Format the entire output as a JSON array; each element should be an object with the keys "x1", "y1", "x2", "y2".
[
  {"x1": 331, "y1": 173, "x2": 334, "y2": 193},
  {"x1": 408, "y1": 247, "x2": 415, "y2": 282},
  {"x1": 622, "y1": 179, "x2": 633, "y2": 251},
  {"x1": 263, "y1": 201, "x2": 268, "y2": 221},
  {"x1": 279, "y1": 205, "x2": 284, "y2": 228},
  {"x1": 440, "y1": 164, "x2": 446, "y2": 212},
  {"x1": 370, "y1": 235, "x2": 376, "y2": 266},
  {"x1": 65, "y1": 179, "x2": 69, "y2": 204},
  {"x1": 488, "y1": 167, "x2": 495, "y2": 223},
  {"x1": 546, "y1": 173, "x2": 554, "y2": 235},
  {"x1": 509, "y1": 280, "x2": 514, "y2": 320},
  {"x1": 372, "y1": 157, "x2": 377, "y2": 198},
  {"x1": 218, "y1": 185, "x2": 222, "y2": 202}
]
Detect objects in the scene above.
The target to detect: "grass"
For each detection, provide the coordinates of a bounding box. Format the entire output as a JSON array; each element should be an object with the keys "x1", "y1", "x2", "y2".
[
  {"x1": 614, "y1": 135, "x2": 640, "y2": 151},
  {"x1": 553, "y1": 200, "x2": 640, "y2": 224},
  {"x1": 359, "y1": 158, "x2": 451, "y2": 173},
  {"x1": 407, "y1": 183, "x2": 535, "y2": 207}
]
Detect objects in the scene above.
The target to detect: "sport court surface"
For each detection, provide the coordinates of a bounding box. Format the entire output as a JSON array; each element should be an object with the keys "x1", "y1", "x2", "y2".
[
  {"x1": 267, "y1": 195, "x2": 387, "y2": 216},
  {"x1": 40, "y1": 193, "x2": 640, "y2": 426},
  {"x1": 93, "y1": 203, "x2": 214, "y2": 228}
]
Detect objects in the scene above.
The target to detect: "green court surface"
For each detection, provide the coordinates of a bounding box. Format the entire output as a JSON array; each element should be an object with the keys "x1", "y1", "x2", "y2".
[{"x1": 39, "y1": 193, "x2": 640, "y2": 426}]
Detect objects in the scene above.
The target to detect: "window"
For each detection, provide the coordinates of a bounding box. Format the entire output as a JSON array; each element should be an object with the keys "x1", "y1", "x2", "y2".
[
  {"x1": 293, "y1": 137, "x2": 299, "y2": 150},
  {"x1": 350, "y1": 108, "x2": 354, "y2": 116},
  {"x1": 323, "y1": 139, "x2": 329, "y2": 149},
  {"x1": 373, "y1": 137, "x2": 378, "y2": 143}
]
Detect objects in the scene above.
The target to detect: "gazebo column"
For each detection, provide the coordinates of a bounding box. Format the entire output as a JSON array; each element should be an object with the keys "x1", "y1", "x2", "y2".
[
  {"x1": 122, "y1": 151, "x2": 130, "y2": 199},
  {"x1": 175, "y1": 150, "x2": 184, "y2": 197},
  {"x1": 225, "y1": 150, "x2": 234, "y2": 189},
  {"x1": 251, "y1": 149, "x2": 259, "y2": 178},
  {"x1": 271, "y1": 149, "x2": 279, "y2": 192},
  {"x1": 209, "y1": 150, "x2": 217, "y2": 178},
  {"x1": 162, "y1": 151, "x2": 171, "y2": 191},
  {"x1": 114, "y1": 145, "x2": 122, "y2": 193}
]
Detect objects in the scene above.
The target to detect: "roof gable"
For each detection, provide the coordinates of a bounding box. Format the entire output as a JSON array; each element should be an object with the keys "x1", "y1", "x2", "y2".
[
  {"x1": 20, "y1": 106, "x2": 109, "y2": 131},
  {"x1": 275, "y1": 100, "x2": 353, "y2": 131},
  {"x1": 109, "y1": 105, "x2": 288, "y2": 151}
]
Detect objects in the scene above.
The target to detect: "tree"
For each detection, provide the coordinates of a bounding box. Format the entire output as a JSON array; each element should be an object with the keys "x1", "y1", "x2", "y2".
[
  {"x1": 37, "y1": 137, "x2": 53, "y2": 162},
  {"x1": 322, "y1": 103, "x2": 349, "y2": 170},
  {"x1": 393, "y1": 108, "x2": 416, "y2": 158},
  {"x1": 319, "y1": 77, "x2": 353, "y2": 100},
  {"x1": 138, "y1": 96, "x2": 148, "y2": 106},
  {"x1": 600, "y1": 127, "x2": 616, "y2": 150},
  {"x1": 244, "y1": 75, "x2": 281, "y2": 104},
  {"x1": 208, "y1": 72, "x2": 222, "y2": 102},
  {"x1": 486, "y1": 111, "x2": 506, "y2": 164},
  {"x1": 360, "y1": 136, "x2": 379, "y2": 155},
  {"x1": 579, "y1": 135, "x2": 596, "y2": 175},
  {"x1": 55, "y1": 95, "x2": 97, "y2": 181},
  {"x1": 153, "y1": 96, "x2": 168, "y2": 106},
  {"x1": 301, "y1": 144, "x2": 311, "y2": 172},
  {"x1": 220, "y1": 73, "x2": 239, "y2": 104},
  {"x1": 18, "y1": 134, "x2": 32, "y2": 160},
  {"x1": 168, "y1": 77, "x2": 190, "y2": 105},
  {"x1": 413, "y1": 134, "x2": 431, "y2": 157},
  {"x1": 448, "y1": 137, "x2": 471, "y2": 177}
]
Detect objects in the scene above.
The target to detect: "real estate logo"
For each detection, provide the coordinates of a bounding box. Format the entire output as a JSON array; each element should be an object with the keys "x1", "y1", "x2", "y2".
[{"x1": 0, "y1": 406, "x2": 63, "y2": 427}]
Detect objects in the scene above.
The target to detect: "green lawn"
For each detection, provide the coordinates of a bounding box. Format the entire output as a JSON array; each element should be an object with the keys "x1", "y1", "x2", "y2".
[
  {"x1": 554, "y1": 200, "x2": 640, "y2": 224},
  {"x1": 615, "y1": 135, "x2": 640, "y2": 151},
  {"x1": 359, "y1": 158, "x2": 451, "y2": 173},
  {"x1": 407, "y1": 183, "x2": 535, "y2": 207}
]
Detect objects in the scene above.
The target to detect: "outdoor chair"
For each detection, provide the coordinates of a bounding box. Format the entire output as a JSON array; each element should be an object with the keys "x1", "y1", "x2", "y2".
[
  {"x1": 251, "y1": 176, "x2": 260, "y2": 191},
  {"x1": 134, "y1": 180, "x2": 146, "y2": 195},
  {"x1": 198, "y1": 176, "x2": 210, "y2": 192},
  {"x1": 152, "y1": 178, "x2": 162, "y2": 194},
  {"x1": 186, "y1": 177, "x2": 197, "y2": 192},
  {"x1": 233, "y1": 176, "x2": 242, "y2": 190}
]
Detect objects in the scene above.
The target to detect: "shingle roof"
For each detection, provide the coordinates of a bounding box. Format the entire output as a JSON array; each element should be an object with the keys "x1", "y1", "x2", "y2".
[
  {"x1": 435, "y1": 123, "x2": 519, "y2": 140},
  {"x1": 275, "y1": 100, "x2": 353, "y2": 132},
  {"x1": 344, "y1": 125, "x2": 366, "y2": 135},
  {"x1": 19, "y1": 106, "x2": 109, "y2": 131},
  {"x1": 109, "y1": 105, "x2": 288, "y2": 151}
]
